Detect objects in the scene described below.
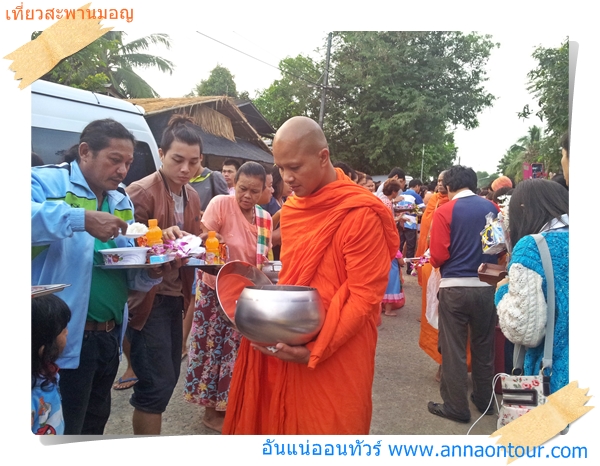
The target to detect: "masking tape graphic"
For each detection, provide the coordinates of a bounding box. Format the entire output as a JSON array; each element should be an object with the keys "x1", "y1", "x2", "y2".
[
  {"x1": 490, "y1": 381, "x2": 593, "y2": 464},
  {"x1": 4, "y1": 3, "x2": 112, "y2": 90}
]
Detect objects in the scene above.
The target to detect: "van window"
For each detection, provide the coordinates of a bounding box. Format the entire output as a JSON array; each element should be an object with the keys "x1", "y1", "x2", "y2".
[
  {"x1": 31, "y1": 127, "x2": 79, "y2": 165},
  {"x1": 123, "y1": 141, "x2": 157, "y2": 185},
  {"x1": 31, "y1": 127, "x2": 156, "y2": 185}
]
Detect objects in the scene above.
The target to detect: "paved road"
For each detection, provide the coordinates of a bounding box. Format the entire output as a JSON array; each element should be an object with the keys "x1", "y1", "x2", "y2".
[{"x1": 104, "y1": 272, "x2": 499, "y2": 435}]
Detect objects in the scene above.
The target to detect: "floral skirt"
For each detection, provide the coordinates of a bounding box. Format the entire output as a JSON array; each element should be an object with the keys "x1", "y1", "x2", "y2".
[{"x1": 183, "y1": 280, "x2": 241, "y2": 410}]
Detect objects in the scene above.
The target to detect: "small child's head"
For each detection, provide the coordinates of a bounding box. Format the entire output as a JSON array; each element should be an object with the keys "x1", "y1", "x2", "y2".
[{"x1": 32, "y1": 294, "x2": 71, "y2": 389}]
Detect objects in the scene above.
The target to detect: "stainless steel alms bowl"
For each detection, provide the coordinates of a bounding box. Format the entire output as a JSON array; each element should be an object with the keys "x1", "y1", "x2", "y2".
[{"x1": 234, "y1": 285, "x2": 325, "y2": 347}]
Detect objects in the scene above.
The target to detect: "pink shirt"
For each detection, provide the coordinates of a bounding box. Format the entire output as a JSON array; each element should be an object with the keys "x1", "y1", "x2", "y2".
[
  {"x1": 380, "y1": 196, "x2": 393, "y2": 212},
  {"x1": 201, "y1": 195, "x2": 270, "y2": 289}
]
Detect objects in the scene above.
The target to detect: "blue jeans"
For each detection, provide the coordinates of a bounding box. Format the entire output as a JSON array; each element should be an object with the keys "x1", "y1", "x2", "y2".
[
  {"x1": 58, "y1": 327, "x2": 121, "y2": 435},
  {"x1": 127, "y1": 294, "x2": 184, "y2": 414}
]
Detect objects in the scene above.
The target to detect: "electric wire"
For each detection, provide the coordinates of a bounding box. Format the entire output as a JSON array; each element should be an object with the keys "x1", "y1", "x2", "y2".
[{"x1": 195, "y1": 31, "x2": 339, "y2": 96}]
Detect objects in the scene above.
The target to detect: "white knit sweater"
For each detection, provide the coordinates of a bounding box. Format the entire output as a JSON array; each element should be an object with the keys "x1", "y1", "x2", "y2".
[{"x1": 496, "y1": 263, "x2": 547, "y2": 347}]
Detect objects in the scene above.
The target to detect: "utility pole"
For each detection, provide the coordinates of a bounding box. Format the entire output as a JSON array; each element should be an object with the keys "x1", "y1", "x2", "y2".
[
  {"x1": 318, "y1": 32, "x2": 332, "y2": 129},
  {"x1": 420, "y1": 144, "x2": 425, "y2": 180}
]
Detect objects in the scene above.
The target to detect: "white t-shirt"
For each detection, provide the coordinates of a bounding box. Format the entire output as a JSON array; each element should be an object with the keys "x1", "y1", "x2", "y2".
[{"x1": 172, "y1": 191, "x2": 184, "y2": 229}]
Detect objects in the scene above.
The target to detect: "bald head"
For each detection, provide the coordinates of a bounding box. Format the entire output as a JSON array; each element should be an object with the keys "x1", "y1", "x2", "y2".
[
  {"x1": 273, "y1": 116, "x2": 329, "y2": 154},
  {"x1": 437, "y1": 170, "x2": 448, "y2": 194},
  {"x1": 272, "y1": 116, "x2": 336, "y2": 197}
]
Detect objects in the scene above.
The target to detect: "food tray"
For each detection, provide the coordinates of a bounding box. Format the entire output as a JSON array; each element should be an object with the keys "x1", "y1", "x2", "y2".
[
  {"x1": 32, "y1": 284, "x2": 71, "y2": 298},
  {"x1": 95, "y1": 258, "x2": 174, "y2": 269}
]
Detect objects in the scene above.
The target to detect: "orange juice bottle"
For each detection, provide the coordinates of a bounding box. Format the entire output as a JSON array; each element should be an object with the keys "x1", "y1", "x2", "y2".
[
  {"x1": 146, "y1": 219, "x2": 163, "y2": 246},
  {"x1": 205, "y1": 231, "x2": 220, "y2": 264}
]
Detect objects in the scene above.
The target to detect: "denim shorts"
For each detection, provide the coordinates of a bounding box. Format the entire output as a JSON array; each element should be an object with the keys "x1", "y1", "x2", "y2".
[{"x1": 127, "y1": 294, "x2": 184, "y2": 414}]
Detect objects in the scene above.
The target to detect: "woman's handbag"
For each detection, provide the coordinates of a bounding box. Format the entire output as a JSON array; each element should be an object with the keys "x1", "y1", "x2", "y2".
[{"x1": 497, "y1": 234, "x2": 554, "y2": 429}]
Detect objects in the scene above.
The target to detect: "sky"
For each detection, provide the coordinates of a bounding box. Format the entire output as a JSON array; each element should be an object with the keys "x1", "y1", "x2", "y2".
[
  {"x1": 3, "y1": 0, "x2": 599, "y2": 462},
  {"x1": 124, "y1": 27, "x2": 566, "y2": 175}
]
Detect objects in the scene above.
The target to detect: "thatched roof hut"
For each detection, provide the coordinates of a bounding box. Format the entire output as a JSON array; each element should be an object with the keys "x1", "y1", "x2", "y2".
[
  {"x1": 234, "y1": 99, "x2": 276, "y2": 137},
  {"x1": 128, "y1": 96, "x2": 273, "y2": 169}
]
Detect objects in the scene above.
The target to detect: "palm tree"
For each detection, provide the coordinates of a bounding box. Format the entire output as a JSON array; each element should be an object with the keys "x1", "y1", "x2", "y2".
[
  {"x1": 37, "y1": 31, "x2": 174, "y2": 99},
  {"x1": 97, "y1": 32, "x2": 174, "y2": 99},
  {"x1": 513, "y1": 126, "x2": 542, "y2": 162},
  {"x1": 497, "y1": 126, "x2": 542, "y2": 182}
]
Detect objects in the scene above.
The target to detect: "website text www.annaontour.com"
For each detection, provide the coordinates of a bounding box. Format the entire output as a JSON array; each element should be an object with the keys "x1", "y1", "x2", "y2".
[{"x1": 261, "y1": 439, "x2": 588, "y2": 459}]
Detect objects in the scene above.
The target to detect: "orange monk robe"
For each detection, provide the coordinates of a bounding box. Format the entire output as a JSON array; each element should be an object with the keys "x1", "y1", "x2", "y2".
[{"x1": 222, "y1": 169, "x2": 399, "y2": 434}]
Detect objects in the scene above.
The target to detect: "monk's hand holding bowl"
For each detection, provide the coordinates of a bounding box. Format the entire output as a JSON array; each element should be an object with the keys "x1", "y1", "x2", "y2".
[{"x1": 251, "y1": 342, "x2": 310, "y2": 365}]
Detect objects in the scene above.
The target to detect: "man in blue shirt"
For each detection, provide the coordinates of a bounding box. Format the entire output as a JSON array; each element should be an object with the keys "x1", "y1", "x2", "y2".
[
  {"x1": 32, "y1": 119, "x2": 164, "y2": 434},
  {"x1": 398, "y1": 179, "x2": 425, "y2": 274},
  {"x1": 426, "y1": 166, "x2": 499, "y2": 423}
]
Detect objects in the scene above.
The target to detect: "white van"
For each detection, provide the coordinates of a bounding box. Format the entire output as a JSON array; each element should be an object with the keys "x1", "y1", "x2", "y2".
[{"x1": 31, "y1": 80, "x2": 160, "y2": 185}]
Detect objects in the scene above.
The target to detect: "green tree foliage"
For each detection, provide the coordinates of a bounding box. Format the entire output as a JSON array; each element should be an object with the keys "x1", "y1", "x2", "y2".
[
  {"x1": 33, "y1": 30, "x2": 112, "y2": 91},
  {"x1": 476, "y1": 171, "x2": 498, "y2": 189},
  {"x1": 35, "y1": 31, "x2": 174, "y2": 98},
  {"x1": 193, "y1": 65, "x2": 239, "y2": 97},
  {"x1": 325, "y1": 32, "x2": 497, "y2": 177},
  {"x1": 103, "y1": 32, "x2": 174, "y2": 98},
  {"x1": 499, "y1": 39, "x2": 569, "y2": 181},
  {"x1": 514, "y1": 126, "x2": 543, "y2": 162},
  {"x1": 251, "y1": 32, "x2": 498, "y2": 177},
  {"x1": 253, "y1": 55, "x2": 323, "y2": 129},
  {"x1": 386, "y1": 132, "x2": 458, "y2": 183},
  {"x1": 506, "y1": 38, "x2": 568, "y2": 178},
  {"x1": 518, "y1": 38, "x2": 569, "y2": 140},
  {"x1": 497, "y1": 144, "x2": 525, "y2": 182}
]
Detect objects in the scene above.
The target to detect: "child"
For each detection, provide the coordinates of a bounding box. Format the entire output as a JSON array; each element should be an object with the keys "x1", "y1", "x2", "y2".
[
  {"x1": 382, "y1": 250, "x2": 406, "y2": 316},
  {"x1": 32, "y1": 294, "x2": 71, "y2": 435}
]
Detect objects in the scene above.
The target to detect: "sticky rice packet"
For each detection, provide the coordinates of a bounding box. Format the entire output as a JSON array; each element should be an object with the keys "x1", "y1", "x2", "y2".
[{"x1": 481, "y1": 212, "x2": 507, "y2": 255}]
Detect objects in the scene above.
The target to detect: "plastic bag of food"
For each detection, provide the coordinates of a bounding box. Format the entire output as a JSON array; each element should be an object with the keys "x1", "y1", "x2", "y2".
[{"x1": 481, "y1": 212, "x2": 506, "y2": 255}]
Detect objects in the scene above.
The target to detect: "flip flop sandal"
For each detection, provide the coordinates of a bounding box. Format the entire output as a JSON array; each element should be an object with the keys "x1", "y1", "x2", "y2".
[
  {"x1": 113, "y1": 377, "x2": 138, "y2": 390},
  {"x1": 427, "y1": 402, "x2": 470, "y2": 423}
]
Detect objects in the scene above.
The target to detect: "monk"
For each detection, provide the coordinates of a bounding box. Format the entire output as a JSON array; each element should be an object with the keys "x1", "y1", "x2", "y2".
[
  {"x1": 222, "y1": 116, "x2": 399, "y2": 434},
  {"x1": 417, "y1": 170, "x2": 471, "y2": 381}
]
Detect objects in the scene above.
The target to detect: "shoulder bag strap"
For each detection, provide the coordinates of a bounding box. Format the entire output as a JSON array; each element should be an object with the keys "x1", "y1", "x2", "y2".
[
  {"x1": 532, "y1": 233, "x2": 555, "y2": 373},
  {"x1": 512, "y1": 344, "x2": 527, "y2": 374}
]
